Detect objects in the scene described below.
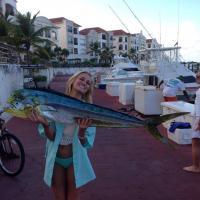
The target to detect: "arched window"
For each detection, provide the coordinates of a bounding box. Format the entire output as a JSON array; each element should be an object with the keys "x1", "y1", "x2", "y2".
[
  {"x1": 119, "y1": 44, "x2": 123, "y2": 50},
  {"x1": 5, "y1": 4, "x2": 14, "y2": 16}
]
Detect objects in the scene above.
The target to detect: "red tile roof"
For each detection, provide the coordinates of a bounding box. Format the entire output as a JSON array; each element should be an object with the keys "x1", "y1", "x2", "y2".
[
  {"x1": 50, "y1": 17, "x2": 66, "y2": 23},
  {"x1": 146, "y1": 39, "x2": 153, "y2": 43},
  {"x1": 109, "y1": 29, "x2": 129, "y2": 36},
  {"x1": 50, "y1": 17, "x2": 81, "y2": 27},
  {"x1": 80, "y1": 27, "x2": 107, "y2": 35}
]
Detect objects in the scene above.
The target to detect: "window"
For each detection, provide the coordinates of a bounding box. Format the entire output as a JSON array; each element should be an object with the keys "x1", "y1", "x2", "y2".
[
  {"x1": 74, "y1": 48, "x2": 78, "y2": 54},
  {"x1": 45, "y1": 30, "x2": 51, "y2": 38},
  {"x1": 74, "y1": 28, "x2": 78, "y2": 34},
  {"x1": 51, "y1": 31, "x2": 57, "y2": 40},
  {"x1": 68, "y1": 37, "x2": 73, "y2": 45},
  {"x1": 102, "y1": 34, "x2": 106, "y2": 40},
  {"x1": 119, "y1": 37, "x2": 122, "y2": 42},
  {"x1": 110, "y1": 36, "x2": 113, "y2": 40},
  {"x1": 125, "y1": 37, "x2": 127, "y2": 42},
  {"x1": 102, "y1": 42, "x2": 106, "y2": 48},
  {"x1": 38, "y1": 30, "x2": 43, "y2": 37},
  {"x1": 5, "y1": 4, "x2": 14, "y2": 16},
  {"x1": 125, "y1": 45, "x2": 127, "y2": 50},
  {"x1": 68, "y1": 26, "x2": 73, "y2": 33},
  {"x1": 119, "y1": 44, "x2": 123, "y2": 50},
  {"x1": 74, "y1": 38, "x2": 78, "y2": 45}
]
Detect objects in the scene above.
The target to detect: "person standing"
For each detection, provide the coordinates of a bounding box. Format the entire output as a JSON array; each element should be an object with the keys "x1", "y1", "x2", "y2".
[
  {"x1": 29, "y1": 71, "x2": 96, "y2": 199},
  {"x1": 158, "y1": 76, "x2": 190, "y2": 102},
  {"x1": 183, "y1": 72, "x2": 200, "y2": 173}
]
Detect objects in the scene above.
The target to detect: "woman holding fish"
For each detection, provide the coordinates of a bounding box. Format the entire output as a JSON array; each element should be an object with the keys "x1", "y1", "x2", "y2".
[{"x1": 29, "y1": 71, "x2": 96, "y2": 200}]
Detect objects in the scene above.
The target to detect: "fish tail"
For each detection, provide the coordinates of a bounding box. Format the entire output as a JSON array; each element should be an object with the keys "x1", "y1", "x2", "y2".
[{"x1": 145, "y1": 112, "x2": 189, "y2": 147}]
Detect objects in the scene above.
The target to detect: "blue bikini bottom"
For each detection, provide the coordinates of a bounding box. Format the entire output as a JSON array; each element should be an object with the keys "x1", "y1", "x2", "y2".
[{"x1": 55, "y1": 156, "x2": 73, "y2": 168}]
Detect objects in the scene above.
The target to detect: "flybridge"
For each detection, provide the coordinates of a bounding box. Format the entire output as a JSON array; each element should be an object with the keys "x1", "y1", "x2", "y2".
[{"x1": 139, "y1": 46, "x2": 181, "y2": 52}]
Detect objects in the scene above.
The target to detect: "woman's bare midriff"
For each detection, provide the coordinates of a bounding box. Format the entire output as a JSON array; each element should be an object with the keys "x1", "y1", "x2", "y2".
[{"x1": 57, "y1": 144, "x2": 72, "y2": 158}]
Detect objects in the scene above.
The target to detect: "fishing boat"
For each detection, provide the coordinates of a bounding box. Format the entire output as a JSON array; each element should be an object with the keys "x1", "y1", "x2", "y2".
[
  {"x1": 100, "y1": 56, "x2": 144, "y2": 84},
  {"x1": 139, "y1": 46, "x2": 199, "y2": 95}
]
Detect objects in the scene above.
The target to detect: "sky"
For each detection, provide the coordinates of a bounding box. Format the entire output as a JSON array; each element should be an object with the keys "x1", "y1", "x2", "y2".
[{"x1": 17, "y1": 0, "x2": 200, "y2": 62}]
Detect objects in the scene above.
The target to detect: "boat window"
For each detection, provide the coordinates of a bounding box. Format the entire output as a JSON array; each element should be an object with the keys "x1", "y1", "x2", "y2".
[
  {"x1": 117, "y1": 70, "x2": 128, "y2": 75},
  {"x1": 181, "y1": 76, "x2": 196, "y2": 83},
  {"x1": 123, "y1": 68, "x2": 139, "y2": 72}
]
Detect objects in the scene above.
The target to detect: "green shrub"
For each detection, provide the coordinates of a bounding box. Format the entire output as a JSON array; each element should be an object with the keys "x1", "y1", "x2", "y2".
[{"x1": 33, "y1": 75, "x2": 47, "y2": 82}]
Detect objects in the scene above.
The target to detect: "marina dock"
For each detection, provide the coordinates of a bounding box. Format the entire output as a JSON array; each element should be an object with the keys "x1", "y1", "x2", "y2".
[{"x1": 0, "y1": 75, "x2": 200, "y2": 200}]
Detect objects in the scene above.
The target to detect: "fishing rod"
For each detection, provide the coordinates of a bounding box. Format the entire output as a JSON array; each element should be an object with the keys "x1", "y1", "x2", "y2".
[
  {"x1": 123, "y1": 0, "x2": 153, "y2": 39},
  {"x1": 108, "y1": 4, "x2": 131, "y2": 33}
]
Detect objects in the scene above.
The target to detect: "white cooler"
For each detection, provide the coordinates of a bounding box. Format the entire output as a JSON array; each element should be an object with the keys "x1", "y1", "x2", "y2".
[
  {"x1": 119, "y1": 83, "x2": 135, "y2": 105},
  {"x1": 106, "y1": 82, "x2": 120, "y2": 96},
  {"x1": 161, "y1": 101, "x2": 194, "y2": 144},
  {"x1": 134, "y1": 85, "x2": 163, "y2": 115}
]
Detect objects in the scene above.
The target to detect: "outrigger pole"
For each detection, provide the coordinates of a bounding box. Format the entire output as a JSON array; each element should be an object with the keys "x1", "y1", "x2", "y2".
[{"x1": 122, "y1": 0, "x2": 153, "y2": 39}]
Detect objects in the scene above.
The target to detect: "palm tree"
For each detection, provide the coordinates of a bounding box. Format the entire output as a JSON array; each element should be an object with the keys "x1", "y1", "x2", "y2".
[
  {"x1": 99, "y1": 47, "x2": 114, "y2": 65},
  {"x1": 15, "y1": 11, "x2": 54, "y2": 65},
  {"x1": 61, "y1": 48, "x2": 69, "y2": 63},
  {"x1": 128, "y1": 48, "x2": 138, "y2": 63},
  {"x1": 54, "y1": 47, "x2": 69, "y2": 63},
  {"x1": 88, "y1": 42, "x2": 101, "y2": 63}
]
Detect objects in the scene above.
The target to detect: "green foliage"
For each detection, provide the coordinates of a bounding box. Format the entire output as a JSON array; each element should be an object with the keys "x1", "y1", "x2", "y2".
[{"x1": 33, "y1": 75, "x2": 47, "y2": 82}]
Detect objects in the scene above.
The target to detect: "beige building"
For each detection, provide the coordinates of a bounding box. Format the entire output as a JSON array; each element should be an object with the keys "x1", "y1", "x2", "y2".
[
  {"x1": 0, "y1": 0, "x2": 17, "y2": 16},
  {"x1": 146, "y1": 38, "x2": 160, "y2": 49},
  {"x1": 79, "y1": 27, "x2": 110, "y2": 59},
  {"x1": 108, "y1": 30, "x2": 130, "y2": 56},
  {"x1": 50, "y1": 17, "x2": 81, "y2": 59},
  {"x1": 130, "y1": 32, "x2": 146, "y2": 51},
  {"x1": 35, "y1": 16, "x2": 59, "y2": 48}
]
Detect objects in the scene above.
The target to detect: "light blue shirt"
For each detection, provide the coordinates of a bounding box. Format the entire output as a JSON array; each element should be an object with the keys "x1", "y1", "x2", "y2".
[{"x1": 38, "y1": 121, "x2": 96, "y2": 188}]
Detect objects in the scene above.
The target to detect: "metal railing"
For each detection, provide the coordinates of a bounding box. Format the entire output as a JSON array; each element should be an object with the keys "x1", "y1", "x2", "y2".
[{"x1": 0, "y1": 42, "x2": 18, "y2": 64}]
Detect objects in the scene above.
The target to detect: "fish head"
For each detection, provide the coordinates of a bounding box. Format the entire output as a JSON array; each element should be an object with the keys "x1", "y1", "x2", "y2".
[{"x1": 5, "y1": 89, "x2": 43, "y2": 118}]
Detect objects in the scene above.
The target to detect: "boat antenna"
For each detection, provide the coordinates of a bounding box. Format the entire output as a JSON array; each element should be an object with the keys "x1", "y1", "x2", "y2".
[
  {"x1": 108, "y1": 4, "x2": 131, "y2": 33},
  {"x1": 123, "y1": 0, "x2": 153, "y2": 39},
  {"x1": 175, "y1": 0, "x2": 180, "y2": 46}
]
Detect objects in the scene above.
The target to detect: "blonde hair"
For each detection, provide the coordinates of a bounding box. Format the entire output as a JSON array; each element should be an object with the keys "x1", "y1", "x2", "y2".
[{"x1": 65, "y1": 71, "x2": 93, "y2": 103}]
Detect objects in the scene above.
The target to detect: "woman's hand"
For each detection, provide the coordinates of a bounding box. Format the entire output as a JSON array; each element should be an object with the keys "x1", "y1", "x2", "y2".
[
  {"x1": 76, "y1": 118, "x2": 92, "y2": 129},
  {"x1": 196, "y1": 119, "x2": 200, "y2": 131},
  {"x1": 28, "y1": 109, "x2": 48, "y2": 126},
  {"x1": 76, "y1": 118, "x2": 92, "y2": 140}
]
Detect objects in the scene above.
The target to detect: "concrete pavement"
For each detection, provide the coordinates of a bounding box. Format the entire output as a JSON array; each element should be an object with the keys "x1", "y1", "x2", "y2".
[{"x1": 1, "y1": 75, "x2": 200, "y2": 200}]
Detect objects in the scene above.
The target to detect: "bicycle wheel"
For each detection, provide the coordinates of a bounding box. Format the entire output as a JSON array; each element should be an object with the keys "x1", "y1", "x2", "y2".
[{"x1": 0, "y1": 132, "x2": 25, "y2": 176}]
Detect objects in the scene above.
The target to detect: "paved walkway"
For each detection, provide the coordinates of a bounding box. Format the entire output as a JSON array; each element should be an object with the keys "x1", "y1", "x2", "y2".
[{"x1": 1, "y1": 75, "x2": 200, "y2": 200}]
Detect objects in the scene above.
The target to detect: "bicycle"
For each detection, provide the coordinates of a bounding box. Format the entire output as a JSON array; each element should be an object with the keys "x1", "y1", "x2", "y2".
[{"x1": 0, "y1": 111, "x2": 25, "y2": 176}]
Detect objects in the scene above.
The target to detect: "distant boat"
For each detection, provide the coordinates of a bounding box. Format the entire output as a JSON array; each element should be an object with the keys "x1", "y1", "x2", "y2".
[{"x1": 101, "y1": 56, "x2": 144, "y2": 83}]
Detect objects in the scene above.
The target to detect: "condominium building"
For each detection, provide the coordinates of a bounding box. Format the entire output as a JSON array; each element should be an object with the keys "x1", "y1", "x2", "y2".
[
  {"x1": 130, "y1": 31, "x2": 146, "y2": 51},
  {"x1": 50, "y1": 17, "x2": 81, "y2": 59},
  {"x1": 146, "y1": 38, "x2": 160, "y2": 49},
  {"x1": 0, "y1": 0, "x2": 17, "y2": 16},
  {"x1": 79, "y1": 27, "x2": 110, "y2": 58},
  {"x1": 35, "y1": 16, "x2": 59, "y2": 48},
  {"x1": 108, "y1": 30, "x2": 130, "y2": 56}
]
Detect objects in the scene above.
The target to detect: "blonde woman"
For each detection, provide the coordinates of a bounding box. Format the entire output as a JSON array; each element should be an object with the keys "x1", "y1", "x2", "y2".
[{"x1": 30, "y1": 71, "x2": 96, "y2": 200}]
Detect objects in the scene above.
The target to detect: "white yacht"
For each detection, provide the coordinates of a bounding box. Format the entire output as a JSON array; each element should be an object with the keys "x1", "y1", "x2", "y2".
[
  {"x1": 138, "y1": 46, "x2": 199, "y2": 94},
  {"x1": 102, "y1": 56, "x2": 144, "y2": 83}
]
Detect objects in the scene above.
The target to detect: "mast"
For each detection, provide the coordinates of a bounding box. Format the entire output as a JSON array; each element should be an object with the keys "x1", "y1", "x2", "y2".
[
  {"x1": 123, "y1": 0, "x2": 153, "y2": 39},
  {"x1": 108, "y1": 4, "x2": 131, "y2": 33}
]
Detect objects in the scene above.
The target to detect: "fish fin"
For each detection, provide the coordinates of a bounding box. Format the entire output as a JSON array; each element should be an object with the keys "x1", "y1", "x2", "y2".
[
  {"x1": 145, "y1": 112, "x2": 189, "y2": 127},
  {"x1": 144, "y1": 112, "x2": 189, "y2": 147},
  {"x1": 146, "y1": 125, "x2": 176, "y2": 149}
]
